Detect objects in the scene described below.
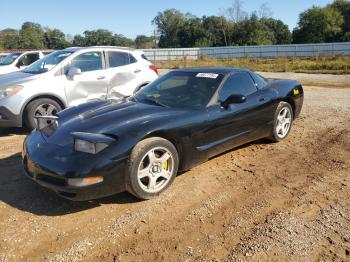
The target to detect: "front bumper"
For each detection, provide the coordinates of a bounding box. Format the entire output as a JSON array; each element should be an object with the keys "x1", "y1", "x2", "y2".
[
  {"x1": 22, "y1": 132, "x2": 128, "y2": 201},
  {"x1": 0, "y1": 106, "x2": 22, "y2": 127}
]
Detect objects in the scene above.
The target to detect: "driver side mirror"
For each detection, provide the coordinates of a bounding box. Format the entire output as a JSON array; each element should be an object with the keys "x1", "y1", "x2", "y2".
[
  {"x1": 67, "y1": 67, "x2": 82, "y2": 80},
  {"x1": 220, "y1": 94, "x2": 246, "y2": 109}
]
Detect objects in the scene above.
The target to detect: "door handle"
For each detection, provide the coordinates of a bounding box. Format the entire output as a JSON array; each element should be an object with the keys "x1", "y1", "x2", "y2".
[
  {"x1": 97, "y1": 76, "x2": 106, "y2": 80},
  {"x1": 134, "y1": 69, "x2": 142, "y2": 73},
  {"x1": 258, "y1": 97, "x2": 267, "y2": 102}
]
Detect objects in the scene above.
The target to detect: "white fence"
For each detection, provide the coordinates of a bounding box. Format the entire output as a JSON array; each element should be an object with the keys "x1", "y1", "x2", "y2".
[{"x1": 143, "y1": 42, "x2": 350, "y2": 61}]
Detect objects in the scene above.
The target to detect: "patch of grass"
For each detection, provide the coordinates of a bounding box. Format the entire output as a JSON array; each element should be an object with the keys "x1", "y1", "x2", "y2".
[{"x1": 154, "y1": 56, "x2": 350, "y2": 74}]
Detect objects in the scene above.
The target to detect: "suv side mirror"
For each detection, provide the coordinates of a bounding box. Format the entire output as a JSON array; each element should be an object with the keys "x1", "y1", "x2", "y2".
[
  {"x1": 67, "y1": 67, "x2": 82, "y2": 80},
  {"x1": 220, "y1": 94, "x2": 246, "y2": 108}
]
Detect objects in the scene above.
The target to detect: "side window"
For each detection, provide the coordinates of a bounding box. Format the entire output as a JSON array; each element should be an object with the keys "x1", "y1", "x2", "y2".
[
  {"x1": 18, "y1": 53, "x2": 40, "y2": 66},
  {"x1": 250, "y1": 72, "x2": 267, "y2": 89},
  {"x1": 129, "y1": 54, "x2": 137, "y2": 63},
  {"x1": 64, "y1": 52, "x2": 102, "y2": 74},
  {"x1": 108, "y1": 52, "x2": 134, "y2": 68},
  {"x1": 219, "y1": 72, "x2": 257, "y2": 100}
]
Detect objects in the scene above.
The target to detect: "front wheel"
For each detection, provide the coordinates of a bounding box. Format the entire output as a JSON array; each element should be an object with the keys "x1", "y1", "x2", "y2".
[
  {"x1": 126, "y1": 137, "x2": 179, "y2": 200},
  {"x1": 268, "y1": 102, "x2": 294, "y2": 142},
  {"x1": 24, "y1": 98, "x2": 62, "y2": 130}
]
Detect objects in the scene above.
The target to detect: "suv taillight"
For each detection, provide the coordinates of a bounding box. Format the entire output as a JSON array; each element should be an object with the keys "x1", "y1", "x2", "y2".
[{"x1": 149, "y1": 65, "x2": 158, "y2": 75}]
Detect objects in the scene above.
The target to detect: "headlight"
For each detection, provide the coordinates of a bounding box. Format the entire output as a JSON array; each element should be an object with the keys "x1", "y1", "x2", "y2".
[
  {"x1": 0, "y1": 85, "x2": 23, "y2": 99},
  {"x1": 74, "y1": 139, "x2": 110, "y2": 154},
  {"x1": 72, "y1": 132, "x2": 116, "y2": 154}
]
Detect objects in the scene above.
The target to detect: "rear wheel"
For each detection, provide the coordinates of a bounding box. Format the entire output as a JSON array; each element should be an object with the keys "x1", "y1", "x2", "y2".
[
  {"x1": 24, "y1": 98, "x2": 62, "y2": 130},
  {"x1": 268, "y1": 102, "x2": 293, "y2": 142},
  {"x1": 126, "y1": 137, "x2": 179, "y2": 200}
]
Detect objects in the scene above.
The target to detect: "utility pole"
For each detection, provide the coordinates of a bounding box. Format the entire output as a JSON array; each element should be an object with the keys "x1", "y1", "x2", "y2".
[{"x1": 153, "y1": 29, "x2": 157, "y2": 49}]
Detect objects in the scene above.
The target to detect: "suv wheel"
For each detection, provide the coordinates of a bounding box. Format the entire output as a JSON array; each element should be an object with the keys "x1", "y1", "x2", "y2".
[{"x1": 24, "y1": 98, "x2": 62, "y2": 130}]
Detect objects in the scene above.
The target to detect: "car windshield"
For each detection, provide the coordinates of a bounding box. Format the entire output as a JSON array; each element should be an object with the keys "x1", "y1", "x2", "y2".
[
  {"x1": 0, "y1": 52, "x2": 22, "y2": 65},
  {"x1": 134, "y1": 71, "x2": 225, "y2": 109},
  {"x1": 23, "y1": 50, "x2": 74, "y2": 74}
]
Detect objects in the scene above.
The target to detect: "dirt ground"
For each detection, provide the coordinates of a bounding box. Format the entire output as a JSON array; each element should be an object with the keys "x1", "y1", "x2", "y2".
[{"x1": 0, "y1": 86, "x2": 349, "y2": 262}]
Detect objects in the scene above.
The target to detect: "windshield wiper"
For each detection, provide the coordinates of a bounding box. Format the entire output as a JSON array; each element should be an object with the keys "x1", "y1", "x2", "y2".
[{"x1": 141, "y1": 98, "x2": 167, "y2": 107}]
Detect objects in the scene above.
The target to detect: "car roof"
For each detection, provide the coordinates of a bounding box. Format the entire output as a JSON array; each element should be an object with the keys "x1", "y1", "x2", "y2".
[
  {"x1": 174, "y1": 67, "x2": 251, "y2": 75},
  {"x1": 63, "y1": 46, "x2": 135, "y2": 52}
]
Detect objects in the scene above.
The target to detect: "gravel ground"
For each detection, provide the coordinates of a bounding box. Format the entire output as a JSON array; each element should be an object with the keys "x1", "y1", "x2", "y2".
[{"x1": 0, "y1": 85, "x2": 349, "y2": 262}]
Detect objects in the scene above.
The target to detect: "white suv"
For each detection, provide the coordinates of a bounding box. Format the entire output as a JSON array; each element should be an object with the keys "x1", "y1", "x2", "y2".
[
  {"x1": 0, "y1": 46, "x2": 158, "y2": 129},
  {"x1": 0, "y1": 50, "x2": 51, "y2": 75}
]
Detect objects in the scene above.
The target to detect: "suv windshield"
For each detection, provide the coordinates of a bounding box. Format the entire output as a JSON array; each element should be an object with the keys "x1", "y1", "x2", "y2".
[
  {"x1": 23, "y1": 50, "x2": 74, "y2": 74},
  {"x1": 0, "y1": 52, "x2": 22, "y2": 65},
  {"x1": 134, "y1": 71, "x2": 225, "y2": 109}
]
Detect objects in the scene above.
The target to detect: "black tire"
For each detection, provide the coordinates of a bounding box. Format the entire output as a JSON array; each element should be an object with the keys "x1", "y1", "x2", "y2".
[
  {"x1": 126, "y1": 137, "x2": 179, "y2": 200},
  {"x1": 24, "y1": 98, "x2": 62, "y2": 130},
  {"x1": 268, "y1": 101, "x2": 294, "y2": 142}
]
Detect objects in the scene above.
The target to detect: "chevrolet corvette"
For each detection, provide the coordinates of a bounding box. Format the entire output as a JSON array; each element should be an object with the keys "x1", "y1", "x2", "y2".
[{"x1": 22, "y1": 68, "x2": 304, "y2": 201}]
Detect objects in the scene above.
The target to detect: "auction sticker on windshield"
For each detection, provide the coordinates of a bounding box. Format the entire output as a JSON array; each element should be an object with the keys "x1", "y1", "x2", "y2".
[{"x1": 196, "y1": 73, "x2": 219, "y2": 79}]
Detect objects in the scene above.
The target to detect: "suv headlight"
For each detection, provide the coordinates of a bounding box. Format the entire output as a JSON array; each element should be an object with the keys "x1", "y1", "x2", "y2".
[{"x1": 0, "y1": 85, "x2": 23, "y2": 99}]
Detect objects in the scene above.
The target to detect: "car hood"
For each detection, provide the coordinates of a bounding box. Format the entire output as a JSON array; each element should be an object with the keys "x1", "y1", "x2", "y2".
[
  {"x1": 0, "y1": 71, "x2": 39, "y2": 88},
  {"x1": 45, "y1": 99, "x2": 190, "y2": 146}
]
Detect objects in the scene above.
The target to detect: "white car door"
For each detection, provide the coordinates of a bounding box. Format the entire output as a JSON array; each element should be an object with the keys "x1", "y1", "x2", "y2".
[
  {"x1": 104, "y1": 51, "x2": 143, "y2": 98},
  {"x1": 63, "y1": 51, "x2": 109, "y2": 107}
]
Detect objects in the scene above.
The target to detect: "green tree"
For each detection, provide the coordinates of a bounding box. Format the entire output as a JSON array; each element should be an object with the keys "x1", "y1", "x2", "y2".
[
  {"x1": 135, "y1": 35, "x2": 155, "y2": 49},
  {"x1": 232, "y1": 14, "x2": 275, "y2": 45},
  {"x1": 0, "y1": 29, "x2": 19, "y2": 49},
  {"x1": 262, "y1": 18, "x2": 292, "y2": 44},
  {"x1": 113, "y1": 34, "x2": 134, "y2": 47},
  {"x1": 83, "y1": 29, "x2": 116, "y2": 46},
  {"x1": 19, "y1": 22, "x2": 45, "y2": 48},
  {"x1": 293, "y1": 7, "x2": 344, "y2": 43},
  {"x1": 72, "y1": 30, "x2": 133, "y2": 47},
  {"x1": 153, "y1": 9, "x2": 186, "y2": 48},
  {"x1": 72, "y1": 35, "x2": 86, "y2": 46},
  {"x1": 178, "y1": 18, "x2": 213, "y2": 47},
  {"x1": 202, "y1": 16, "x2": 234, "y2": 46},
  {"x1": 329, "y1": 0, "x2": 350, "y2": 40},
  {"x1": 44, "y1": 28, "x2": 69, "y2": 49}
]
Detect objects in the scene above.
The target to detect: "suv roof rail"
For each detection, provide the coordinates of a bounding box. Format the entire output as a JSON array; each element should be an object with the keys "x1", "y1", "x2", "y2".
[{"x1": 89, "y1": 46, "x2": 135, "y2": 50}]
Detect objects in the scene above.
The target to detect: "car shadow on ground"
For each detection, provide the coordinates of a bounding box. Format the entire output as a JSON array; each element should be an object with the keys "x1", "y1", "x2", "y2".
[
  {"x1": 0, "y1": 153, "x2": 140, "y2": 217},
  {"x1": 0, "y1": 127, "x2": 29, "y2": 137},
  {"x1": 0, "y1": 139, "x2": 273, "y2": 217}
]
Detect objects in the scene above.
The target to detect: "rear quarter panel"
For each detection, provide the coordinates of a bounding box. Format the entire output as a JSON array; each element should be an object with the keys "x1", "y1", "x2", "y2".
[{"x1": 267, "y1": 79, "x2": 304, "y2": 118}]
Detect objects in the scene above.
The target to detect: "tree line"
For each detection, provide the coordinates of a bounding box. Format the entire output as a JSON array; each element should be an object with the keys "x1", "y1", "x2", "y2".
[{"x1": 0, "y1": 0, "x2": 349, "y2": 51}]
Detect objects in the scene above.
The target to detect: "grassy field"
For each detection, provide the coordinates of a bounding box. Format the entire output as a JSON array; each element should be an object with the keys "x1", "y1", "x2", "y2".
[{"x1": 154, "y1": 56, "x2": 350, "y2": 74}]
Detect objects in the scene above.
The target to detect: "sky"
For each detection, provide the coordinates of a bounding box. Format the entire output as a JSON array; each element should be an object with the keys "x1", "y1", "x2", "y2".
[{"x1": 1, "y1": 0, "x2": 334, "y2": 39}]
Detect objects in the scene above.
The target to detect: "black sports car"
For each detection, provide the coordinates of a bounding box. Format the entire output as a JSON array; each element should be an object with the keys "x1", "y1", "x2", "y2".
[{"x1": 22, "y1": 68, "x2": 304, "y2": 201}]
